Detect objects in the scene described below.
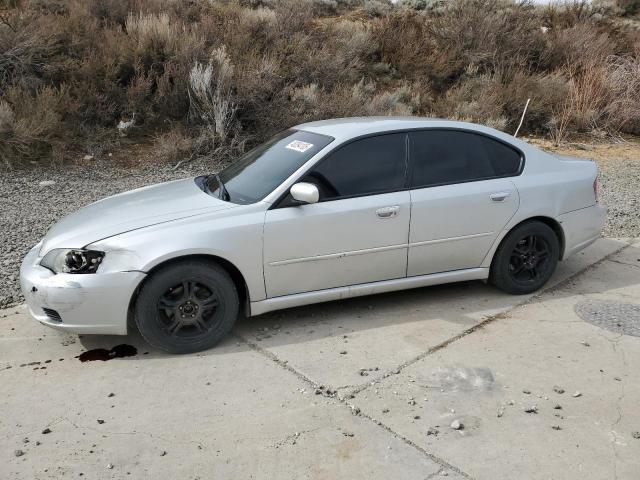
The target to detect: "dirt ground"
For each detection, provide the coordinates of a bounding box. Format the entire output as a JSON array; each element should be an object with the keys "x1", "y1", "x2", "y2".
[{"x1": 528, "y1": 135, "x2": 640, "y2": 165}]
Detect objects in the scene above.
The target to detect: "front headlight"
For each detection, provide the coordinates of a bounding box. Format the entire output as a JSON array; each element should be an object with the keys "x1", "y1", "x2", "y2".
[{"x1": 40, "y1": 249, "x2": 105, "y2": 274}]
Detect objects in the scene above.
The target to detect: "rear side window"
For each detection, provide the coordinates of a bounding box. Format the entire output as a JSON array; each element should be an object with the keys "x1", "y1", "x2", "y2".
[
  {"x1": 303, "y1": 133, "x2": 407, "y2": 200},
  {"x1": 409, "y1": 130, "x2": 522, "y2": 188}
]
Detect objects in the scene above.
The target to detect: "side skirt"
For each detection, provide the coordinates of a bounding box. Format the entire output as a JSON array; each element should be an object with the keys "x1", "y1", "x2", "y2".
[{"x1": 249, "y1": 268, "x2": 489, "y2": 316}]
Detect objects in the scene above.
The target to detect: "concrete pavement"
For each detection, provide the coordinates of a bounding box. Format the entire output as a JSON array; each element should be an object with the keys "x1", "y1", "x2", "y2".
[{"x1": 1, "y1": 238, "x2": 639, "y2": 479}]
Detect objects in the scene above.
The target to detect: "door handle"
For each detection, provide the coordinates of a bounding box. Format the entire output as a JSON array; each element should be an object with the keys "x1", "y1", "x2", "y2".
[
  {"x1": 376, "y1": 206, "x2": 399, "y2": 218},
  {"x1": 490, "y1": 191, "x2": 511, "y2": 202}
]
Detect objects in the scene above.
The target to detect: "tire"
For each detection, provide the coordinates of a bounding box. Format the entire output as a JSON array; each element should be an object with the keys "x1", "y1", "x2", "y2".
[
  {"x1": 134, "y1": 260, "x2": 239, "y2": 354},
  {"x1": 490, "y1": 221, "x2": 560, "y2": 295}
]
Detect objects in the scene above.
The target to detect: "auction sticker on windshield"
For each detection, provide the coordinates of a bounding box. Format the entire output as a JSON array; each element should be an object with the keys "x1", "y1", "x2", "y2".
[{"x1": 285, "y1": 140, "x2": 314, "y2": 153}]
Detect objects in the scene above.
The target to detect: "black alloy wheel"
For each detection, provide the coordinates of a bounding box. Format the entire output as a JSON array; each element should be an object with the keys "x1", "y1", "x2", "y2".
[
  {"x1": 135, "y1": 260, "x2": 239, "y2": 353},
  {"x1": 490, "y1": 221, "x2": 560, "y2": 295}
]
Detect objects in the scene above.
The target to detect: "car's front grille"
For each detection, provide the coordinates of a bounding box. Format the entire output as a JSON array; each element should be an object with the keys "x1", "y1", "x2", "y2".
[{"x1": 42, "y1": 308, "x2": 62, "y2": 323}]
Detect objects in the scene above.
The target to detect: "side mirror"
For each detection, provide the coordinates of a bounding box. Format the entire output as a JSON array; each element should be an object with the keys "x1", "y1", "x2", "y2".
[{"x1": 290, "y1": 182, "x2": 319, "y2": 205}]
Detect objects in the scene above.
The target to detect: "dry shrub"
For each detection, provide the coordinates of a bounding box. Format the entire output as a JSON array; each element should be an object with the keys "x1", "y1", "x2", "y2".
[
  {"x1": 550, "y1": 55, "x2": 640, "y2": 142},
  {"x1": 0, "y1": 86, "x2": 73, "y2": 167},
  {"x1": 436, "y1": 67, "x2": 568, "y2": 133},
  {"x1": 605, "y1": 56, "x2": 640, "y2": 133},
  {"x1": 615, "y1": 0, "x2": 640, "y2": 15},
  {"x1": 149, "y1": 127, "x2": 194, "y2": 163},
  {"x1": 425, "y1": 0, "x2": 547, "y2": 86},
  {"x1": 0, "y1": 0, "x2": 639, "y2": 167},
  {"x1": 372, "y1": 11, "x2": 433, "y2": 81},
  {"x1": 188, "y1": 46, "x2": 237, "y2": 143},
  {"x1": 544, "y1": 23, "x2": 616, "y2": 70}
]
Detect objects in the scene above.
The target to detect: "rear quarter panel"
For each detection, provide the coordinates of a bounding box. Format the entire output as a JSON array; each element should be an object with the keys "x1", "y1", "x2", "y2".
[{"x1": 480, "y1": 145, "x2": 599, "y2": 267}]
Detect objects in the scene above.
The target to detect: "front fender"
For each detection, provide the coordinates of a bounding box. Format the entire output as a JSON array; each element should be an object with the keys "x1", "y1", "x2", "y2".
[{"x1": 87, "y1": 205, "x2": 268, "y2": 302}]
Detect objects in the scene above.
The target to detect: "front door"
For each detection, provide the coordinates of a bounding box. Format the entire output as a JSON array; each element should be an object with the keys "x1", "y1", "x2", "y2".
[{"x1": 263, "y1": 133, "x2": 411, "y2": 298}]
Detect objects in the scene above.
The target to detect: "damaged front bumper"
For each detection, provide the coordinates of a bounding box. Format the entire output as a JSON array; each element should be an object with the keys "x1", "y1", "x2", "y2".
[{"x1": 19, "y1": 245, "x2": 145, "y2": 335}]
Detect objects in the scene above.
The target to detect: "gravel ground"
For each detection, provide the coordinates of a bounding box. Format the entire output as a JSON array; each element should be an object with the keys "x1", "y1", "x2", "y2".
[
  {"x1": 0, "y1": 158, "x2": 215, "y2": 308},
  {"x1": 1, "y1": 147, "x2": 639, "y2": 309}
]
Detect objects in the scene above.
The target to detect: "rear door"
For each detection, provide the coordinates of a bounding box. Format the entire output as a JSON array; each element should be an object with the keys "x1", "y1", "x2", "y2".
[
  {"x1": 407, "y1": 129, "x2": 522, "y2": 276},
  {"x1": 263, "y1": 133, "x2": 411, "y2": 298}
]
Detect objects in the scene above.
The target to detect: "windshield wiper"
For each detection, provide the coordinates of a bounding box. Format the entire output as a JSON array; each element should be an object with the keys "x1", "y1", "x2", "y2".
[{"x1": 214, "y1": 173, "x2": 230, "y2": 201}]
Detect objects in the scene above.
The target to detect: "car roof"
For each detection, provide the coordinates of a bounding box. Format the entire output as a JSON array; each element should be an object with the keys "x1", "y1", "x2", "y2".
[{"x1": 294, "y1": 116, "x2": 524, "y2": 147}]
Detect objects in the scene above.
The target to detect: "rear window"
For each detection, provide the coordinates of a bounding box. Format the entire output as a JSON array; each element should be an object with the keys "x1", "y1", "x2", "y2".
[{"x1": 410, "y1": 130, "x2": 522, "y2": 188}]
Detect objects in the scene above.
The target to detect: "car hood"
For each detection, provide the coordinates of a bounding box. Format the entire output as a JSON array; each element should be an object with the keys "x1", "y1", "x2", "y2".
[{"x1": 39, "y1": 178, "x2": 234, "y2": 255}]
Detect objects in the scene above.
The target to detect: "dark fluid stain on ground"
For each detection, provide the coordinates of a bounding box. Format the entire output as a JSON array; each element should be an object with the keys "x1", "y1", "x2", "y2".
[{"x1": 78, "y1": 344, "x2": 137, "y2": 362}]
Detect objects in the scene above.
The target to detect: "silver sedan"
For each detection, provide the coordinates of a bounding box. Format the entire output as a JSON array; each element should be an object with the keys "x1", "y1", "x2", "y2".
[{"x1": 20, "y1": 117, "x2": 606, "y2": 353}]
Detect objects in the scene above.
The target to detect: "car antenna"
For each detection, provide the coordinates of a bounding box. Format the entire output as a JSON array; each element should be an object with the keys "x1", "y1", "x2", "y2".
[{"x1": 513, "y1": 98, "x2": 531, "y2": 138}]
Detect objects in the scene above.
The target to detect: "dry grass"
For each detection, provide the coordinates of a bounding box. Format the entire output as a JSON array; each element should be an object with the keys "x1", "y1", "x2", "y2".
[{"x1": 0, "y1": 0, "x2": 638, "y2": 167}]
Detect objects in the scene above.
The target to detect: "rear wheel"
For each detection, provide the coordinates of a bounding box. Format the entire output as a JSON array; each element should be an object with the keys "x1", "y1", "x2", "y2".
[
  {"x1": 135, "y1": 260, "x2": 239, "y2": 354},
  {"x1": 490, "y1": 221, "x2": 560, "y2": 295}
]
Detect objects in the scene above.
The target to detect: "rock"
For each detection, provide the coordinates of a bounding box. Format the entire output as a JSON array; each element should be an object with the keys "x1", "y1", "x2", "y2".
[
  {"x1": 160, "y1": 451, "x2": 167, "y2": 456},
  {"x1": 38, "y1": 180, "x2": 56, "y2": 187},
  {"x1": 382, "y1": 408, "x2": 389, "y2": 414},
  {"x1": 524, "y1": 406, "x2": 538, "y2": 414},
  {"x1": 552, "y1": 425, "x2": 562, "y2": 430},
  {"x1": 523, "y1": 389, "x2": 531, "y2": 394},
  {"x1": 553, "y1": 386, "x2": 565, "y2": 394},
  {"x1": 342, "y1": 431, "x2": 355, "y2": 437},
  {"x1": 450, "y1": 420, "x2": 463, "y2": 430},
  {"x1": 106, "y1": 463, "x2": 114, "y2": 469},
  {"x1": 614, "y1": 377, "x2": 621, "y2": 381},
  {"x1": 631, "y1": 431, "x2": 640, "y2": 439},
  {"x1": 22, "y1": 438, "x2": 29, "y2": 444},
  {"x1": 97, "y1": 419, "x2": 105, "y2": 424},
  {"x1": 83, "y1": 155, "x2": 95, "y2": 161},
  {"x1": 427, "y1": 427, "x2": 439, "y2": 436},
  {"x1": 339, "y1": 350, "x2": 347, "y2": 355},
  {"x1": 572, "y1": 392, "x2": 582, "y2": 398},
  {"x1": 554, "y1": 404, "x2": 562, "y2": 410},
  {"x1": 41, "y1": 428, "x2": 51, "y2": 434},
  {"x1": 14, "y1": 449, "x2": 24, "y2": 457},
  {"x1": 580, "y1": 341, "x2": 590, "y2": 347},
  {"x1": 108, "y1": 393, "x2": 115, "y2": 397}
]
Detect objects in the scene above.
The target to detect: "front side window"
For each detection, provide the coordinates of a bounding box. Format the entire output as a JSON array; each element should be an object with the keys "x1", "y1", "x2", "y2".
[
  {"x1": 301, "y1": 133, "x2": 407, "y2": 201},
  {"x1": 409, "y1": 130, "x2": 522, "y2": 189},
  {"x1": 202, "y1": 130, "x2": 334, "y2": 204}
]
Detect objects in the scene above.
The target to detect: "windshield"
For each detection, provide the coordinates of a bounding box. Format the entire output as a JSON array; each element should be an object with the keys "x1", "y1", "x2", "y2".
[{"x1": 203, "y1": 129, "x2": 334, "y2": 204}]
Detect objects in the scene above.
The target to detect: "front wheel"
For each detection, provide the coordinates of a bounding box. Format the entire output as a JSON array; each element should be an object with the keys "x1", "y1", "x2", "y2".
[
  {"x1": 490, "y1": 221, "x2": 560, "y2": 295},
  {"x1": 134, "y1": 260, "x2": 239, "y2": 354}
]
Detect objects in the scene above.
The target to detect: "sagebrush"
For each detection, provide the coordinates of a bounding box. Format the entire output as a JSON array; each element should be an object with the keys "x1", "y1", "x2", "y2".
[{"x1": 0, "y1": 0, "x2": 638, "y2": 167}]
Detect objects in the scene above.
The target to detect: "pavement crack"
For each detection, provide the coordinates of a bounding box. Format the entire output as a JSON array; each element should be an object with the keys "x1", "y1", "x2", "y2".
[
  {"x1": 41, "y1": 415, "x2": 206, "y2": 449},
  {"x1": 607, "y1": 258, "x2": 640, "y2": 270},
  {"x1": 349, "y1": 240, "x2": 634, "y2": 398},
  {"x1": 233, "y1": 332, "x2": 475, "y2": 479}
]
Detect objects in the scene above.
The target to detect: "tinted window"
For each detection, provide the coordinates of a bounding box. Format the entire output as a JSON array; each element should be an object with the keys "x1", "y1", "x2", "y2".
[
  {"x1": 409, "y1": 130, "x2": 522, "y2": 188},
  {"x1": 208, "y1": 130, "x2": 333, "y2": 204},
  {"x1": 303, "y1": 133, "x2": 407, "y2": 200}
]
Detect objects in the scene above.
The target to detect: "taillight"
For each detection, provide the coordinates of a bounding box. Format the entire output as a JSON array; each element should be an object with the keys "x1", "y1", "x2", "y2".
[{"x1": 593, "y1": 178, "x2": 599, "y2": 203}]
